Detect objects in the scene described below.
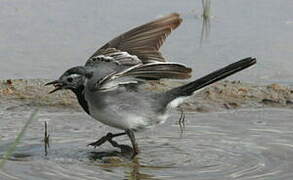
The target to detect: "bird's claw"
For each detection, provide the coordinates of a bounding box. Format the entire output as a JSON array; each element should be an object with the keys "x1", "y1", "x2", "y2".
[{"x1": 87, "y1": 133, "x2": 113, "y2": 148}]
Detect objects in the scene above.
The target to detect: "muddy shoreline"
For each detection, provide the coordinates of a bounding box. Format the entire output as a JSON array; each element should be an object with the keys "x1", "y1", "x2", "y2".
[{"x1": 1, "y1": 79, "x2": 292, "y2": 113}]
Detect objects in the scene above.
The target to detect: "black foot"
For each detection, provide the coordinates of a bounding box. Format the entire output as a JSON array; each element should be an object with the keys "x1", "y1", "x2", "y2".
[{"x1": 88, "y1": 132, "x2": 126, "y2": 148}]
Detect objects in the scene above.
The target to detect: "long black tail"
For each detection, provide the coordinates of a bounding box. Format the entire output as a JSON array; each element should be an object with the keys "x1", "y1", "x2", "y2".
[{"x1": 164, "y1": 57, "x2": 256, "y2": 105}]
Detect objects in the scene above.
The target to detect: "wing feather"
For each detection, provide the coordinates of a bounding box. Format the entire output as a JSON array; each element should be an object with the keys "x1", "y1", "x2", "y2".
[
  {"x1": 95, "y1": 63, "x2": 192, "y2": 91},
  {"x1": 89, "y1": 13, "x2": 182, "y2": 63}
]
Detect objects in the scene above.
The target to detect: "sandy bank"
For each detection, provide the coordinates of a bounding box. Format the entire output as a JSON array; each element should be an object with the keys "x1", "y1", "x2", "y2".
[{"x1": 0, "y1": 79, "x2": 292, "y2": 112}]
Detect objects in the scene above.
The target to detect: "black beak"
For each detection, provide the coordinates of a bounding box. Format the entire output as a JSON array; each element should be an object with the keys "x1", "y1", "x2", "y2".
[{"x1": 45, "y1": 80, "x2": 63, "y2": 94}]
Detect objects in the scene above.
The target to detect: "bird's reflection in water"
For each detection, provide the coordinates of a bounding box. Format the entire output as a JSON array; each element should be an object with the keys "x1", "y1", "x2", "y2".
[
  {"x1": 124, "y1": 158, "x2": 158, "y2": 180},
  {"x1": 89, "y1": 139, "x2": 134, "y2": 160},
  {"x1": 89, "y1": 140, "x2": 164, "y2": 180}
]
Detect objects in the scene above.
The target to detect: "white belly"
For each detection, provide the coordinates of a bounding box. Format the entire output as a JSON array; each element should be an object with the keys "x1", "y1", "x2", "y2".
[{"x1": 89, "y1": 106, "x2": 168, "y2": 131}]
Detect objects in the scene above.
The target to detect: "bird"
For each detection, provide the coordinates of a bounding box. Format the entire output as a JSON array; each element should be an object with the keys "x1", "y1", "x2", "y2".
[
  {"x1": 45, "y1": 13, "x2": 256, "y2": 158},
  {"x1": 46, "y1": 13, "x2": 191, "y2": 114}
]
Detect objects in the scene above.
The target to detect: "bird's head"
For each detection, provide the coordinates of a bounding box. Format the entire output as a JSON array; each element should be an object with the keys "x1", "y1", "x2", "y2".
[{"x1": 45, "y1": 66, "x2": 92, "y2": 93}]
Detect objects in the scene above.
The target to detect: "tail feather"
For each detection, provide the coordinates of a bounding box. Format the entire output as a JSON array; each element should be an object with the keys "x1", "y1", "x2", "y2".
[{"x1": 164, "y1": 57, "x2": 256, "y2": 105}]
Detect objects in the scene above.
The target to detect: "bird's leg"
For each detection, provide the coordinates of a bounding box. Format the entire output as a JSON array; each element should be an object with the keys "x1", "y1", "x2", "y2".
[
  {"x1": 88, "y1": 132, "x2": 126, "y2": 148},
  {"x1": 126, "y1": 129, "x2": 139, "y2": 158}
]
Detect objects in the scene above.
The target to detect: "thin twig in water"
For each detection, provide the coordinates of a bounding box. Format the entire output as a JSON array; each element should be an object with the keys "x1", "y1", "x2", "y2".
[
  {"x1": 0, "y1": 109, "x2": 38, "y2": 168},
  {"x1": 200, "y1": 16, "x2": 211, "y2": 44},
  {"x1": 44, "y1": 121, "x2": 50, "y2": 156},
  {"x1": 202, "y1": 0, "x2": 211, "y2": 19},
  {"x1": 178, "y1": 108, "x2": 186, "y2": 135},
  {"x1": 200, "y1": 0, "x2": 212, "y2": 45}
]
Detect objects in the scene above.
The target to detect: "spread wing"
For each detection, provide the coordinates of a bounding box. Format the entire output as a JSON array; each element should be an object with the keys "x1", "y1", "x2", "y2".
[
  {"x1": 93, "y1": 62, "x2": 192, "y2": 91},
  {"x1": 85, "y1": 48, "x2": 142, "y2": 67},
  {"x1": 85, "y1": 13, "x2": 182, "y2": 66}
]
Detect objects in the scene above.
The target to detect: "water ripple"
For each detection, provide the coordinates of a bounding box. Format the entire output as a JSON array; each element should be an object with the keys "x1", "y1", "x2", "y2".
[{"x1": 1, "y1": 109, "x2": 293, "y2": 179}]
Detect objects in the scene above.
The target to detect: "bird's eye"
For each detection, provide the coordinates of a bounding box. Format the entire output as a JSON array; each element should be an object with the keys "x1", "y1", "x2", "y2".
[{"x1": 67, "y1": 77, "x2": 73, "y2": 82}]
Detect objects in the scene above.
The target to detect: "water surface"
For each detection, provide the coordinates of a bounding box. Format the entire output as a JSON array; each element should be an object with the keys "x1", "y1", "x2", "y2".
[
  {"x1": 1, "y1": 108, "x2": 293, "y2": 179},
  {"x1": 1, "y1": 0, "x2": 293, "y2": 84}
]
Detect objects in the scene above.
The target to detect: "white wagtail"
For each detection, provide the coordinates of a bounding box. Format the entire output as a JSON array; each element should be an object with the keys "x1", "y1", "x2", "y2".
[{"x1": 45, "y1": 13, "x2": 256, "y2": 158}]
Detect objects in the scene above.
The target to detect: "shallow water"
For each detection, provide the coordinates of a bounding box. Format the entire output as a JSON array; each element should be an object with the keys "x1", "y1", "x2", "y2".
[
  {"x1": 1, "y1": 0, "x2": 293, "y2": 84},
  {"x1": 1, "y1": 108, "x2": 293, "y2": 179},
  {"x1": 1, "y1": 1, "x2": 293, "y2": 179}
]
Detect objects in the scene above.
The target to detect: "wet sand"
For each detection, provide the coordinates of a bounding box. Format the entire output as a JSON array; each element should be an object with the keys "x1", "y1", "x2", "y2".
[
  {"x1": 0, "y1": 79, "x2": 293, "y2": 179},
  {"x1": 0, "y1": 79, "x2": 292, "y2": 112}
]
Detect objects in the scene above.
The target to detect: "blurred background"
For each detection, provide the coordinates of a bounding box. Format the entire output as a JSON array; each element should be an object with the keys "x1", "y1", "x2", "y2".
[{"x1": 1, "y1": 0, "x2": 292, "y2": 84}]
